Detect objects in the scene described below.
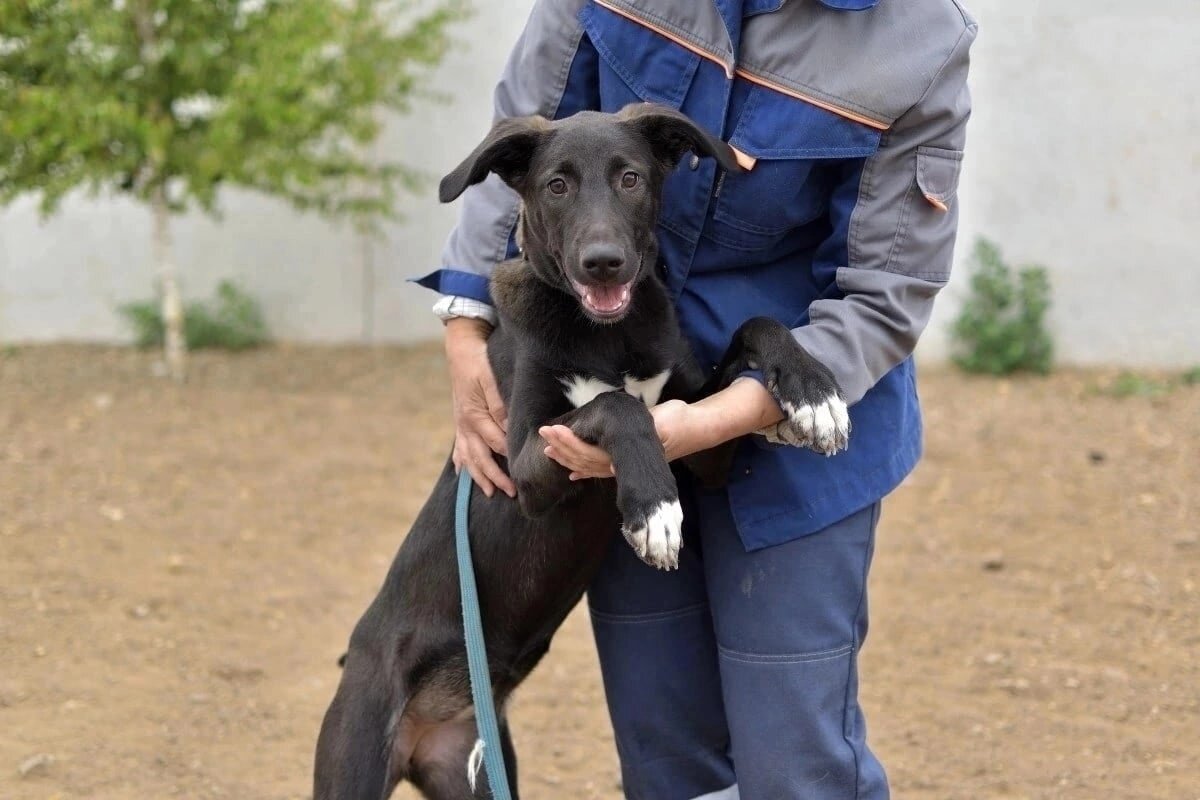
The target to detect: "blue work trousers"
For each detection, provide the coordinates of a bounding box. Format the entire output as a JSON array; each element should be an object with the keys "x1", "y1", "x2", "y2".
[{"x1": 588, "y1": 483, "x2": 889, "y2": 800}]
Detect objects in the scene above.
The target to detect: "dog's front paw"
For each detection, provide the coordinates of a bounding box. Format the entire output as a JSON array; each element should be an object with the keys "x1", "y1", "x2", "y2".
[
  {"x1": 725, "y1": 317, "x2": 851, "y2": 456},
  {"x1": 759, "y1": 359, "x2": 850, "y2": 455},
  {"x1": 760, "y1": 394, "x2": 850, "y2": 455},
  {"x1": 621, "y1": 499, "x2": 684, "y2": 570}
]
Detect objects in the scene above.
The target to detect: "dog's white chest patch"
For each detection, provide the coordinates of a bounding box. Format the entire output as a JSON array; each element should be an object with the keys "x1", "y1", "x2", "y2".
[
  {"x1": 560, "y1": 369, "x2": 672, "y2": 409},
  {"x1": 561, "y1": 375, "x2": 620, "y2": 409},
  {"x1": 624, "y1": 370, "x2": 671, "y2": 407}
]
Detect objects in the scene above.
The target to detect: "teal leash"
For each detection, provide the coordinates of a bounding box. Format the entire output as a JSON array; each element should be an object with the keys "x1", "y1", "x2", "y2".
[{"x1": 455, "y1": 469, "x2": 513, "y2": 799}]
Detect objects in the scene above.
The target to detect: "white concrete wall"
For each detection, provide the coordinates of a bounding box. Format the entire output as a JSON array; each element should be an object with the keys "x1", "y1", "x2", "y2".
[
  {"x1": 2, "y1": 0, "x2": 1198, "y2": 366},
  {"x1": 921, "y1": 0, "x2": 1200, "y2": 366}
]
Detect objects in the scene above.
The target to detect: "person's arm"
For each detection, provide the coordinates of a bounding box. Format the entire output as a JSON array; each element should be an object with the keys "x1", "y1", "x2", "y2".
[
  {"x1": 541, "y1": 378, "x2": 781, "y2": 480},
  {"x1": 423, "y1": 0, "x2": 599, "y2": 497},
  {"x1": 781, "y1": 19, "x2": 976, "y2": 405},
  {"x1": 544, "y1": 20, "x2": 976, "y2": 478}
]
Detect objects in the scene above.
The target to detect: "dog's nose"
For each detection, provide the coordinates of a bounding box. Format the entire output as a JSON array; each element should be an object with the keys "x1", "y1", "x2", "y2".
[{"x1": 580, "y1": 243, "x2": 625, "y2": 281}]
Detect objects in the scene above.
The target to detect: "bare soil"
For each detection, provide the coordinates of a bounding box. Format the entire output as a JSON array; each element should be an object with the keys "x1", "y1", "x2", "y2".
[{"x1": 2, "y1": 345, "x2": 1197, "y2": 799}]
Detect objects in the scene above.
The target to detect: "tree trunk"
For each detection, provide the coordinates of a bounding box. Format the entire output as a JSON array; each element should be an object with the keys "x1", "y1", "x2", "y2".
[
  {"x1": 133, "y1": 3, "x2": 184, "y2": 380},
  {"x1": 152, "y1": 187, "x2": 186, "y2": 381}
]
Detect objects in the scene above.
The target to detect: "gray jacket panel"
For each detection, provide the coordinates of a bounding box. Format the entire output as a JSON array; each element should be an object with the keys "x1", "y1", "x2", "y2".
[{"x1": 793, "y1": 15, "x2": 976, "y2": 403}]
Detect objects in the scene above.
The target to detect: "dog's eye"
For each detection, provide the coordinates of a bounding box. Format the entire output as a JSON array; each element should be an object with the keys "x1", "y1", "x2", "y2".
[
  {"x1": 548, "y1": 178, "x2": 568, "y2": 195},
  {"x1": 620, "y1": 171, "x2": 640, "y2": 189}
]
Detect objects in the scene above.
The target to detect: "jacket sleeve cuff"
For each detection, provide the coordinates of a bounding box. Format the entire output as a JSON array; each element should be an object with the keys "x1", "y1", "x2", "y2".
[
  {"x1": 736, "y1": 369, "x2": 766, "y2": 387},
  {"x1": 410, "y1": 268, "x2": 493, "y2": 305}
]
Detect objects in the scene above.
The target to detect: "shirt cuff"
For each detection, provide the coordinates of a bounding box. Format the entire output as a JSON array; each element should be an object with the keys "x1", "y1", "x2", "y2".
[{"x1": 432, "y1": 295, "x2": 499, "y2": 327}]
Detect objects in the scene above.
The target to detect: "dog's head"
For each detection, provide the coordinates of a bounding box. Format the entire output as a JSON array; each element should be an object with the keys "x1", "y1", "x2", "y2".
[{"x1": 439, "y1": 104, "x2": 741, "y2": 323}]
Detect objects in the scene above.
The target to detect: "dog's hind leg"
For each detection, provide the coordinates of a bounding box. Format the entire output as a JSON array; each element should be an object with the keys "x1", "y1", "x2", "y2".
[
  {"x1": 313, "y1": 637, "x2": 402, "y2": 800},
  {"x1": 408, "y1": 717, "x2": 520, "y2": 800}
]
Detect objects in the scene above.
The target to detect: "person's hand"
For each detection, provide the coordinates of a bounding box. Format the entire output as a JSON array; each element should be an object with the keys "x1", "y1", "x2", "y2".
[
  {"x1": 445, "y1": 317, "x2": 516, "y2": 498},
  {"x1": 540, "y1": 398, "x2": 713, "y2": 480},
  {"x1": 539, "y1": 424, "x2": 616, "y2": 481}
]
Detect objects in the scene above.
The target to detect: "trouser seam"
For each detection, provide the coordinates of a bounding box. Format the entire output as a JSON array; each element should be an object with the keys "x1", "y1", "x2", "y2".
[
  {"x1": 717, "y1": 642, "x2": 853, "y2": 664},
  {"x1": 588, "y1": 601, "x2": 710, "y2": 624}
]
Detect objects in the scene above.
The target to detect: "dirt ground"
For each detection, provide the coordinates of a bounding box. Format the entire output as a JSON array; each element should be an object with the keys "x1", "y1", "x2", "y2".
[{"x1": 2, "y1": 344, "x2": 1197, "y2": 800}]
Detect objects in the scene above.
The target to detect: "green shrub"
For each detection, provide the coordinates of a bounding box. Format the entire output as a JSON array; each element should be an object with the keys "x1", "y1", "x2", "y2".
[
  {"x1": 951, "y1": 238, "x2": 1054, "y2": 375},
  {"x1": 120, "y1": 281, "x2": 269, "y2": 351},
  {"x1": 1182, "y1": 366, "x2": 1200, "y2": 386}
]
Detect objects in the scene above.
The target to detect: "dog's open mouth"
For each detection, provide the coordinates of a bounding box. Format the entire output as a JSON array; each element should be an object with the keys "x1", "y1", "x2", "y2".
[{"x1": 571, "y1": 279, "x2": 634, "y2": 319}]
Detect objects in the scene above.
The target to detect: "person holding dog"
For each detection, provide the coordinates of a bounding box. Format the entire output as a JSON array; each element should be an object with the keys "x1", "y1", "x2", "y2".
[{"x1": 418, "y1": 1, "x2": 975, "y2": 797}]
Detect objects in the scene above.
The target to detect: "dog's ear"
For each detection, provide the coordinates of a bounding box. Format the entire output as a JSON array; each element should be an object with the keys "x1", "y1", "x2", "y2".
[
  {"x1": 438, "y1": 116, "x2": 551, "y2": 202},
  {"x1": 618, "y1": 103, "x2": 742, "y2": 174}
]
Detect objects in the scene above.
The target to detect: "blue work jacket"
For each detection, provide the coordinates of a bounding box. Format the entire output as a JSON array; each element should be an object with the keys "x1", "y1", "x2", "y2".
[{"x1": 418, "y1": 0, "x2": 977, "y2": 549}]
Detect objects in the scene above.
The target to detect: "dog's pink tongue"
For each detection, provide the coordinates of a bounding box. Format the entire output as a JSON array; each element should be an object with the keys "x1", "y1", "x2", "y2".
[{"x1": 584, "y1": 284, "x2": 629, "y2": 313}]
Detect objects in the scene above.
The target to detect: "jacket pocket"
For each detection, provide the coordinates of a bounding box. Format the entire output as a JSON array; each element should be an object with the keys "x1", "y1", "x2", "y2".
[
  {"x1": 708, "y1": 85, "x2": 883, "y2": 251},
  {"x1": 579, "y1": 3, "x2": 700, "y2": 112},
  {"x1": 915, "y1": 146, "x2": 964, "y2": 212}
]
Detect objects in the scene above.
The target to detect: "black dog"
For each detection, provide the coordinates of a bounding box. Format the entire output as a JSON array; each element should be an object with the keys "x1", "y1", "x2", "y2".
[{"x1": 313, "y1": 104, "x2": 850, "y2": 800}]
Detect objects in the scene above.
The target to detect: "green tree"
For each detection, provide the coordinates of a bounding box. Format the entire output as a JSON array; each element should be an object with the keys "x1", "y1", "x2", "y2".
[{"x1": 0, "y1": 0, "x2": 462, "y2": 378}]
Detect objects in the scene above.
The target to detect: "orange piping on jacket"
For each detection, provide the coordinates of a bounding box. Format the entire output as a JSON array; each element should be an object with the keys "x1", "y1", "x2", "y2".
[
  {"x1": 593, "y1": 0, "x2": 890, "y2": 131},
  {"x1": 733, "y1": 68, "x2": 889, "y2": 131}
]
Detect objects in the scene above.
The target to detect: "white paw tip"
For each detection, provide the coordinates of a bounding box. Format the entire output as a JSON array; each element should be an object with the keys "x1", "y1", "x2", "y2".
[
  {"x1": 771, "y1": 395, "x2": 850, "y2": 454},
  {"x1": 623, "y1": 499, "x2": 684, "y2": 570}
]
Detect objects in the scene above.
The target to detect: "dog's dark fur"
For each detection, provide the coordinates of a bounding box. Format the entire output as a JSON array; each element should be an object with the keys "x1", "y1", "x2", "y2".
[{"x1": 313, "y1": 105, "x2": 848, "y2": 800}]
